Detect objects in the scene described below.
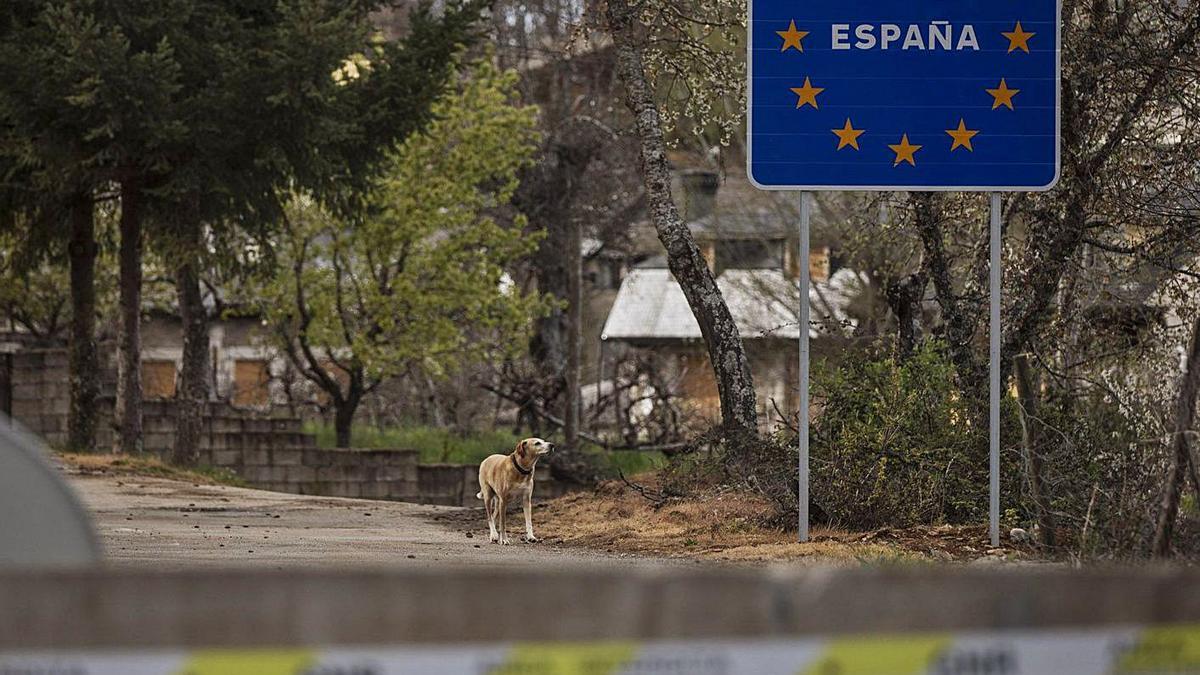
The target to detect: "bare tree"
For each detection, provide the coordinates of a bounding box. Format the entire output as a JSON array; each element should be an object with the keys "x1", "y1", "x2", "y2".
[
  {"x1": 605, "y1": 0, "x2": 758, "y2": 437},
  {"x1": 1152, "y1": 314, "x2": 1200, "y2": 556}
]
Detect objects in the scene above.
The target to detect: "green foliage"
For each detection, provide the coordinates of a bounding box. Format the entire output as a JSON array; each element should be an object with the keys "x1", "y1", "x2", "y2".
[
  {"x1": 595, "y1": 447, "x2": 668, "y2": 476},
  {"x1": 0, "y1": 210, "x2": 119, "y2": 339},
  {"x1": 259, "y1": 59, "x2": 547, "y2": 393},
  {"x1": 306, "y1": 421, "x2": 667, "y2": 474},
  {"x1": 0, "y1": 0, "x2": 483, "y2": 266},
  {"x1": 810, "y1": 341, "x2": 1012, "y2": 528},
  {"x1": 1019, "y1": 390, "x2": 1165, "y2": 554}
]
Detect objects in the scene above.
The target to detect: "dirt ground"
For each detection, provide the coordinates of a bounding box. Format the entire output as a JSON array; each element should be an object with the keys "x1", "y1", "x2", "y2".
[
  {"x1": 454, "y1": 479, "x2": 1032, "y2": 565},
  {"x1": 61, "y1": 456, "x2": 1029, "y2": 568}
]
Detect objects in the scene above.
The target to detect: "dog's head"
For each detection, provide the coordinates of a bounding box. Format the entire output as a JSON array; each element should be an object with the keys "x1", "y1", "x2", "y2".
[{"x1": 515, "y1": 437, "x2": 554, "y2": 460}]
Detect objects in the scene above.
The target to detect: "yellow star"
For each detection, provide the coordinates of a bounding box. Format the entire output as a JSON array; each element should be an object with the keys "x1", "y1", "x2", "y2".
[
  {"x1": 831, "y1": 118, "x2": 865, "y2": 151},
  {"x1": 777, "y1": 20, "x2": 810, "y2": 52},
  {"x1": 790, "y1": 77, "x2": 824, "y2": 109},
  {"x1": 1002, "y1": 21, "x2": 1036, "y2": 54},
  {"x1": 986, "y1": 79, "x2": 1020, "y2": 110},
  {"x1": 945, "y1": 119, "x2": 979, "y2": 152},
  {"x1": 888, "y1": 134, "x2": 922, "y2": 166}
]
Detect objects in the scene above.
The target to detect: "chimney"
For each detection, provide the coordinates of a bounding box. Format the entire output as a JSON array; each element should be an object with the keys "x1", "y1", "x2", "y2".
[{"x1": 680, "y1": 170, "x2": 719, "y2": 223}]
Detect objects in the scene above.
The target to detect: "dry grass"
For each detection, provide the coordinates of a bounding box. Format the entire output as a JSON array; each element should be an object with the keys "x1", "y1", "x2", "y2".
[
  {"x1": 58, "y1": 452, "x2": 246, "y2": 487},
  {"x1": 536, "y1": 476, "x2": 1026, "y2": 565}
]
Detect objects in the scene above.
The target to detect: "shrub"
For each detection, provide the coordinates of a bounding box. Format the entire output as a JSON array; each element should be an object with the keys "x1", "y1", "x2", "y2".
[{"x1": 809, "y1": 341, "x2": 1015, "y2": 529}]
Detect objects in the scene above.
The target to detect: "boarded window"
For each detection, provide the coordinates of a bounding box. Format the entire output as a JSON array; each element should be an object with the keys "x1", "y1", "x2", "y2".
[
  {"x1": 810, "y1": 247, "x2": 832, "y2": 282},
  {"x1": 142, "y1": 360, "x2": 177, "y2": 399},
  {"x1": 232, "y1": 359, "x2": 271, "y2": 407}
]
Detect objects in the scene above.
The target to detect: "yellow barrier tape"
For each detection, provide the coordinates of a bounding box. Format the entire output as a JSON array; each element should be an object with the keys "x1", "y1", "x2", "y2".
[
  {"x1": 800, "y1": 635, "x2": 950, "y2": 675},
  {"x1": 1117, "y1": 624, "x2": 1200, "y2": 673},
  {"x1": 489, "y1": 641, "x2": 639, "y2": 675},
  {"x1": 175, "y1": 649, "x2": 315, "y2": 675}
]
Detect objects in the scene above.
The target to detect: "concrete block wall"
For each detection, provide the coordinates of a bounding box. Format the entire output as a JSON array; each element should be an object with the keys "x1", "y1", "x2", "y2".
[
  {"x1": 10, "y1": 349, "x2": 73, "y2": 447},
  {"x1": 205, "y1": 445, "x2": 421, "y2": 501},
  {"x1": 9, "y1": 347, "x2": 579, "y2": 506}
]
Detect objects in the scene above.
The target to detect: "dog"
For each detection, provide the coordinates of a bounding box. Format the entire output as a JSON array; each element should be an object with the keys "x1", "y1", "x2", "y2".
[{"x1": 476, "y1": 437, "x2": 554, "y2": 544}]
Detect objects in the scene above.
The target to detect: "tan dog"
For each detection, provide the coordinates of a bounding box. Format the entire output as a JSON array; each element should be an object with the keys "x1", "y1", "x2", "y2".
[{"x1": 476, "y1": 438, "x2": 554, "y2": 544}]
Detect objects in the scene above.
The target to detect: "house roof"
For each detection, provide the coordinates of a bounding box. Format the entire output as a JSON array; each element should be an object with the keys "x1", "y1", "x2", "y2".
[
  {"x1": 602, "y1": 266, "x2": 866, "y2": 343},
  {"x1": 602, "y1": 268, "x2": 802, "y2": 342}
]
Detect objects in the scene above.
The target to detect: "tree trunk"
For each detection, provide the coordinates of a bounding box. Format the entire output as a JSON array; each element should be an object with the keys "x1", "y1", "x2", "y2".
[
  {"x1": 1152, "y1": 314, "x2": 1200, "y2": 557},
  {"x1": 912, "y1": 194, "x2": 988, "y2": 421},
  {"x1": 606, "y1": 0, "x2": 758, "y2": 437},
  {"x1": 1014, "y1": 354, "x2": 1056, "y2": 548},
  {"x1": 172, "y1": 225, "x2": 210, "y2": 466},
  {"x1": 114, "y1": 180, "x2": 144, "y2": 455},
  {"x1": 66, "y1": 194, "x2": 99, "y2": 453},
  {"x1": 885, "y1": 271, "x2": 925, "y2": 360},
  {"x1": 564, "y1": 216, "x2": 582, "y2": 449},
  {"x1": 334, "y1": 395, "x2": 360, "y2": 448}
]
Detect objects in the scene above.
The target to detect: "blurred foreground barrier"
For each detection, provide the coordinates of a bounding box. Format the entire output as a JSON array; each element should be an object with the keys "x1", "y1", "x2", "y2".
[
  {"x1": 0, "y1": 418, "x2": 100, "y2": 568},
  {"x1": 2, "y1": 567, "x2": 1200, "y2": 673},
  {"x1": 2, "y1": 626, "x2": 1200, "y2": 674}
]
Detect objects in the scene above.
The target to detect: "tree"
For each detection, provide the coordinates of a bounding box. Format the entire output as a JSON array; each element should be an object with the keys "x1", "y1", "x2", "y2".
[
  {"x1": 0, "y1": 3, "x2": 121, "y2": 451},
  {"x1": 1152, "y1": 314, "x2": 1200, "y2": 557},
  {"x1": 604, "y1": 0, "x2": 759, "y2": 439},
  {"x1": 260, "y1": 60, "x2": 547, "y2": 446},
  {"x1": 2, "y1": 0, "x2": 483, "y2": 460},
  {"x1": 827, "y1": 1, "x2": 1200, "y2": 549}
]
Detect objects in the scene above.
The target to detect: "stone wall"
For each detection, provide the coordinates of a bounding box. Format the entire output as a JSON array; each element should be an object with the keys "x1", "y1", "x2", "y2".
[
  {"x1": 204, "y1": 446, "x2": 421, "y2": 501},
  {"x1": 7, "y1": 347, "x2": 578, "y2": 506},
  {"x1": 10, "y1": 349, "x2": 72, "y2": 448}
]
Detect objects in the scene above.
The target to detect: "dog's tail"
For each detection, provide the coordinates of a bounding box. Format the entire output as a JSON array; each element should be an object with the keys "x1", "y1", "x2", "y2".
[{"x1": 475, "y1": 491, "x2": 483, "y2": 500}]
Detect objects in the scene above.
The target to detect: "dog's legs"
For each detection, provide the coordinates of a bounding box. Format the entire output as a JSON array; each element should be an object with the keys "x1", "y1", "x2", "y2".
[
  {"x1": 496, "y1": 496, "x2": 510, "y2": 545},
  {"x1": 482, "y1": 486, "x2": 498, "y2": 543},
  {"x1": 522, "y1": 490, "x2": 537, "y2": 543}
]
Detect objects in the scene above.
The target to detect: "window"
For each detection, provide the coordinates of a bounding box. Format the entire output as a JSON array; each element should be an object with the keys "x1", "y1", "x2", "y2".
[
  {"x1": 142, "y1": 360, "x2": 178, "y2": 399},
  {"x1": 232, "y1": 359, "x2": 271, "y2": 407}
]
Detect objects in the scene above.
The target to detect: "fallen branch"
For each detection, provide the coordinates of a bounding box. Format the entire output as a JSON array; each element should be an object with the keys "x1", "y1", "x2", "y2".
[{"x1": 617, "y1": 469, "x2": 667, "y2": 506}]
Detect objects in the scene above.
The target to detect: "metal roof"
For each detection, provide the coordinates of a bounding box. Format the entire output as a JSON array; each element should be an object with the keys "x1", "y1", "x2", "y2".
[
  {"x1": 601, "y1": 268, "x2": 802, "y2": 342},
  {"x1": 602, "y1": 267, "x2": 866, "y2": 343}
]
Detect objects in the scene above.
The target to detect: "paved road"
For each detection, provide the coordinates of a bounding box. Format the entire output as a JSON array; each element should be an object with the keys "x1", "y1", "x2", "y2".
[{"x1": 66, "y1": 471, "x2": 686, "y2": 570}]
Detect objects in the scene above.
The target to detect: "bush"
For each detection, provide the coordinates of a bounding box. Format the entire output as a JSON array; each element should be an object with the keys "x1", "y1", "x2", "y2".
[
  {"x1": 810, "y1": 342, "x2": 1015, "y2": 529},
  {"x1": 1020, "y1": 391, "x2": 1182, "y2": 556}
]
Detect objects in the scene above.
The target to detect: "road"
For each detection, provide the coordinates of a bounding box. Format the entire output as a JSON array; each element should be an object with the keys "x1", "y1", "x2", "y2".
[{"x1": 66, "y1": 471, "x2": 686, "y2": 570}]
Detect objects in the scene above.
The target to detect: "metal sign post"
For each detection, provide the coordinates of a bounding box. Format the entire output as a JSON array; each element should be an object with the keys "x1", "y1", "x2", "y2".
[
  {"x1": 798, "y1": 192, "x2": 811, "y2": 542},
  {"x1": 747, "y1": 0, "x2": 1061, "y2": 543},
  {"x1": 989, "y1": 193, "x2": 1002, "y2": 548}
]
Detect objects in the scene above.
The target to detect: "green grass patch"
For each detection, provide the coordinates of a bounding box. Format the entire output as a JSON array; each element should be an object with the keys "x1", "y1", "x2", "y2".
[
  {"x1": 306, "y1": 422, "x2": 669, "y2": 475},
  {"x1": 305, "y1": 422, "x2": 521, "y2": 464}
]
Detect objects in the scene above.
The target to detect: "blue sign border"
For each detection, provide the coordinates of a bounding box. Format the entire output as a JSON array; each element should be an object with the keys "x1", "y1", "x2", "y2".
[{"x1": 746, "y1": 1, "x2": 1062, "y2": 192}]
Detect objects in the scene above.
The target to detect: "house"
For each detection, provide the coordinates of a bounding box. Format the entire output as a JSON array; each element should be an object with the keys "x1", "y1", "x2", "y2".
[{"x1": 597, "y1": 169, "x2": 857, "y2": 428}]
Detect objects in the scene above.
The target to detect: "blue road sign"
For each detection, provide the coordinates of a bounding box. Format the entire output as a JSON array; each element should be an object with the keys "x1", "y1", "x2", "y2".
[{"x1": 747, "y1": 0, "x2": 1060, "y2": 191}]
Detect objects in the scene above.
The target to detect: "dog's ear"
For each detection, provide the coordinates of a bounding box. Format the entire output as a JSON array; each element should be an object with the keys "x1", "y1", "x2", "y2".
[{"x1": 515, "y1": 439, "x2": 527, "y2": 457}]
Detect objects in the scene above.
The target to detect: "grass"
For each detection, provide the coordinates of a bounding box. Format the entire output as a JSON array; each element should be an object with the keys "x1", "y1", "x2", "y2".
[
  {"x1": 58, "y1": 452, "x2": 247, "y2": 487},
  {"x1": 304, "y1": 422, "x2": 669, "y2": 474},
  {"x1": 305, "y1": 422, "x2": 522, "y2": 464}
]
